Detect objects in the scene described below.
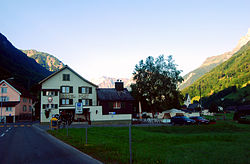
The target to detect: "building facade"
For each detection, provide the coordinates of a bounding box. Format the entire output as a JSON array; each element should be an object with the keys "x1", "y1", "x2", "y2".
[
  {"x1": 39, "y1": 66, "x2": 133, "y2": 124},
  {"x1": 0, "y1": 80, "x2": 33, "y2": 123},
  {"x1": 39, "y1": 65, "x2": 100, "y2": 123},
  {"x1": 96, "y1": 81, "x2": 134, "y2": 124}
]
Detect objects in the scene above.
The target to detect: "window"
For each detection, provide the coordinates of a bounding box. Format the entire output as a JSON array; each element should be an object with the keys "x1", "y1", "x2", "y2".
[
  {"x1": 23, "y1": 98, "x2": 27, "y2": 102},
  {"x1": 61, "y1": 86, "x2": 73, "y2": 93},
  {"x1": 82, "y1": 87, "x2": 86, "y2": 94},
  {"x1": 6, "y1": 107, "x2": 12, "y2": 112},
  {"x1": 0, "y1": 96, "x2": 9, "y2": 102},
  {"x1": 61, "y1": 99, "x2": 73, "y2": 105},
  {"x1": 79, "y1": 99, "x2": 92, "y2": 106},
  {"x1": 43, "y1": 90, "x2": 58, "y2": 96},
  {"x1": 63, "y1": 74, "x2": 70, "y2": 81},
  {"x1": 50, "y1": 104, "x2": 58, "y2": 109},
  {"x1": 46, "y1": 91, "x2": 55, "y2": 96},
  {"x1": 42, "y1": 104, "x2": 50, "y2": 109},
  {"x1": 29, "y1": 106, "x2": 32, "y2": 112},
  {"x1": 79, "y1": 87, "x2": 92, "y2": 94},
  {"x1": 23, "y1": 105, "x2": 27, "y2": 112},
  {"x1": 1, "y1": 87, "x2": 7, "y2": 93},
  {"x1": 113, "y1": 102, "x2": 121, "y2": 109}
]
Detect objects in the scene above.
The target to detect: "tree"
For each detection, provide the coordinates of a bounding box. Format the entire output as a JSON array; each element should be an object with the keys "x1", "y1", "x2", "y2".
[{"x1": 131, "y1": 55, "x2": 183, "y2": 114}]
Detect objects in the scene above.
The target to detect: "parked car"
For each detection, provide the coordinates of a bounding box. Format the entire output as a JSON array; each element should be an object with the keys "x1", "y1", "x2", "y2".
[
  {"x1": 161, "y1": 119, "x2": 171, "y2": 124},
  {"x1": 171, "y1": 116, "x2": 196, "y2": 125},
  {"x1": 189, "y1": 116, "x2": 210, "y2": 124}
]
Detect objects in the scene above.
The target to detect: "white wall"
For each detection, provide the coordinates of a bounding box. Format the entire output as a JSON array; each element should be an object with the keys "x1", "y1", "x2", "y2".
[
  {"x1": 40, "y1": 67, "x2": 98, "y2": 122},
  {"x1": 90, "y1": 107, "x2": 132, "y2": 121}
]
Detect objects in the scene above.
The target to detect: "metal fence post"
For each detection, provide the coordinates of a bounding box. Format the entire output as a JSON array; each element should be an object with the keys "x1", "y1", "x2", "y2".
[
  {"x1": 67, "y1": 121, "x2": 68, "y2": 136},
  {"x1": 129, "y1": 123, "x2": 132, "y2": 164},
  {"x1": 86, "y1": 127, "x2": 88, "y2": 145}
]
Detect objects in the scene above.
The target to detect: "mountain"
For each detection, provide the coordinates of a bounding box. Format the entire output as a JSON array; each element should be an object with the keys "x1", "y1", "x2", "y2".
[
  {"x1": 0, "y1": 33, "x2": 51, "y2": 89},
  {"x1": 22, "y1": 49, "x2": 64, "y2": 72},
  {"x1": 182, "y1": 40, "x2": 250, "y2": 104},
  {"x1": 179, "y1": 28, "x2": 250, "y2": 90},
  {"x1": 91, "y1": 76, "x2": 134, "y2": 89}
]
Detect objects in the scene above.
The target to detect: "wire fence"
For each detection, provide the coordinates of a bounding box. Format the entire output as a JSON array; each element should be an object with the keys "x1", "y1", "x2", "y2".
[
  {"x1": 52, "y1": 123, "x2": 167, "y2": 164},
  {"x1": 49, "y1": 112, "x2": 236, "y2": 163}
]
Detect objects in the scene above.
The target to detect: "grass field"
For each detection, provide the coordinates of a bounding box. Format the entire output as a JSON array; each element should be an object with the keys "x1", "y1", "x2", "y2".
[{"x1": 48, "y1": 120, "x2": 250, "y2": 164}]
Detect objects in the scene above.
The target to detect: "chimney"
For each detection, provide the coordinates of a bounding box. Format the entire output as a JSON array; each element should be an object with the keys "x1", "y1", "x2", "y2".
[{"x1": 115, "y1": 79, "x2": 124, "y2": 91}]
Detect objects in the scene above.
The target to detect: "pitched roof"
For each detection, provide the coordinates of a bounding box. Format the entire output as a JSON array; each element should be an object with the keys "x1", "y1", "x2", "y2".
[
  {"x1": 0, "y1": 80, "x2": 21, "y2": 95},
  {"x1": 1, "y1": 80, "x2": 33, "y2": 98},
  {"x1": 97, "y1": 88, "x2": 135, "y2": 101},
  {"x1": 39, "y1": 65, "x2": 98, "y2": 87},
  {"x1": 187, "y1": 103, "x2": 200, "y2": 109}
]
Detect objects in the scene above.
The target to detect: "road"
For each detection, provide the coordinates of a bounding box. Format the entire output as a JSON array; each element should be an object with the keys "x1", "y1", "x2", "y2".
[{"x1": 0, "y1": 123, "x2": 101, "y2": 164}]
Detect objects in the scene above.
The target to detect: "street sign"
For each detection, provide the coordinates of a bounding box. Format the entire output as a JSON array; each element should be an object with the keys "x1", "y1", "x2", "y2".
[{"x1": 75, "y1": 102, "x2": 83, "y2": 114}]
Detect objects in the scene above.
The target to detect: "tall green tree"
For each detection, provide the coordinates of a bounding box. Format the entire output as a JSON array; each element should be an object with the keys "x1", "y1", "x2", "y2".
[{"x1": 131, "y1": 55, "x2": 183, "y2": 114}]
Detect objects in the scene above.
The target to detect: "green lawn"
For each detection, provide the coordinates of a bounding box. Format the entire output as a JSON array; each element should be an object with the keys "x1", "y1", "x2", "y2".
[{"x1": 48, "y1": 120, "x2": 250, "y2": 164}]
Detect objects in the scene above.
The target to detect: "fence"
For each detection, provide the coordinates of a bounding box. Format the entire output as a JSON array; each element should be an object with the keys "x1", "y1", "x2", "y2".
[{"x1": 52, "y1": 123, "x2": 169, "y2": 164}]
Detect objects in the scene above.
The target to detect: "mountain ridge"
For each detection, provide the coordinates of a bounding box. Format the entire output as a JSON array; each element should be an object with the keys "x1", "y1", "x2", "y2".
[
  {"x1": 179, "y1": 28, "x2": 250, "y2": 90},
  {"x1": 22, "y1": 49, "x2": 64, "y2": 72},
  {"x1": 91, "y1": 76, "x2": 134, "y2": 89},
  {"x1": 182, "y1": 40, "x2": 250, "y2": 103},
  {"x1": 0, "y1": 33, "x2": 51, "y2": 88}
]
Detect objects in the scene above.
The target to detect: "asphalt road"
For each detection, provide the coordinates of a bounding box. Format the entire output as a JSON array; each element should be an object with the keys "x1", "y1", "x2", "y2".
[{"x1": 0, "y1": 124, "x2": 102, "y2": 164}]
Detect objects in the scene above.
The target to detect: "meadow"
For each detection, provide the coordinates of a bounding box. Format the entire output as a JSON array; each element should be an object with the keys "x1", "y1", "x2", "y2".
[{"x1": 48, "y1": 119, "x2": 250, "y2": 164}]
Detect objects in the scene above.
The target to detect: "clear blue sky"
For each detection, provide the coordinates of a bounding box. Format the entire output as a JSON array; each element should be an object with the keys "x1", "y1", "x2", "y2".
[{"x1": 1, "y1": 0, "x2": 249, "y2": 80}]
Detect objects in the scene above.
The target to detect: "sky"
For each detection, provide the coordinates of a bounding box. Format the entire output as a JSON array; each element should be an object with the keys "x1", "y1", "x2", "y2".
[{"x1": 0, "y1": 0, "x2": 250, "y2": 80}]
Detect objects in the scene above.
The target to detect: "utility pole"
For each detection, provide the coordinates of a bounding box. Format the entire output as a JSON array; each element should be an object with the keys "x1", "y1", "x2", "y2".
[
  {"x1": 129, "y1": 123, "x2": 132, "y2": 164},
  {"x1": 199, "y1": 82, "x2": 202, "y2": 110},
  {"x1": 1, "y1": 88, "x2": 2, "y2": 123}
]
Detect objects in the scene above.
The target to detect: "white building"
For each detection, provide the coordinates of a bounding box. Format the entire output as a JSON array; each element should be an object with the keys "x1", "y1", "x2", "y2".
[
  {"x1": 39, "y1": 65, "x2": 102, "y2": 123},
  {"x1": 39, "y1": 65, "x2": 132, "y2": 124}
]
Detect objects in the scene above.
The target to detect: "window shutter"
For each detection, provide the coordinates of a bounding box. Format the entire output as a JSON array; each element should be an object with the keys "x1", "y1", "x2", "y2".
[
  {"x1": 69, "y1": 99, "x2": 73, "y2": 105},
  {"x1": 60, "y1": 86, "x2": 62, "y2": 93},
  {"x1": 43, "y1": 91, "x2": 46, "y2": 96},
  {"x1": 89, "y1": 87, "x2": 92, "y2": 94},
  {"x1": 55, "y1": 91, "x2": 58, "y2": 96},
  {"x1": 89, "y1": 99, "x2": 92, "y2": 106},
  {"x1": 78, "y1": 87, "x2": 81, "y2": 93},
  {"x1": 70, "y1": 87, "x2": 73, "y2": 93},
  {"x1": 59, "y1": 99, "x2": 62, "y2": 105},
  {"x1": 42, "y1": 104, "x2": 46, "y2": 109},
  {"x1": 55, "y1": 104, "x2": 58, "y2": 109}
]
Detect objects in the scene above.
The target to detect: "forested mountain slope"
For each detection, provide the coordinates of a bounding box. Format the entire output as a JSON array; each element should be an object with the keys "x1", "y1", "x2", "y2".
[
  {"x1": 0, "y1": 33, "x2": 51, "y2": 88},
  {"x1": 182, "y1": 41, "x2": 250, "y2": 100},
  {"x1": 180, "y1": 29, "x2": 250, "y2": 90},
  {"x1": 22, "y1": 49, "x2": 64, "y2": 72}
]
